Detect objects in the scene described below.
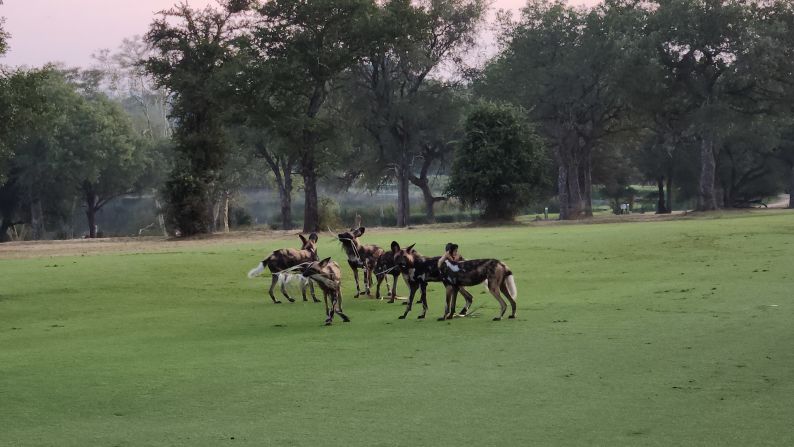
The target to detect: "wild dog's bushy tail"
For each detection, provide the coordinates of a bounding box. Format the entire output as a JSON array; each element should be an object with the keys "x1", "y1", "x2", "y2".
[
  {"x1": 247, "y1": 261, "x2": 266, "y2": 278},
  {"x1": 505, "y1": 273, "x2": 518, "y2": 300}
]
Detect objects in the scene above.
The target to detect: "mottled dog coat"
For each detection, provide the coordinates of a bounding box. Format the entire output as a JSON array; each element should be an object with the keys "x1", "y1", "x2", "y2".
[
  {"x1": 373, "y1": 241, "x2": 401, "y2": 302},
  {"x1": 302, "y1": 257, "x2": 350, "y2": 325},
  {"x1": 392, "y1": 242, "x2": 474, "y2": 319},
  {"x1": 337, "y1": 227, "x2": 384, "y2": 296},
  {"x1": 438, "y1": 243, "x2": 518, "y2": 321},
  {"x1": 248, "y1": 233, "x2": 319, "y2": 303}
]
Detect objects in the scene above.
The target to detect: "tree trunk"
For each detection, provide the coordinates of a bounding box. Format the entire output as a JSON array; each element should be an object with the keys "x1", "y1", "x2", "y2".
[
  {"x1": 280, "y1": 171, "x2": 293, "y2": 230},
  {"x1": 30, "y1": 200, "x2": 45, "y2": 240},
  {"x1": 302, "y1": 154, "x2": 319, "y2": 233},
  {"x1": 85, "y1": 189, "x2": 98, "y2": 238},
  {"x1": 222, "y1": 191, "x2": 230, "y2": 233},
  {"x1": 396, "y1": 163, "x2": 410, "y2": 227},
  {"x1": 698, "y1": 137, "x2": 718, "y2": 211},
  {"x1": 789, "y1": 164, "x2": 794, "y2": 209},
  {"x1": 566, "y1": 158, "x2": 584, "y2": 219},
  {"x1": 0, "y1": 220, "x2": 11, "y2": 243},
  {"x1": 583, "y1": 151, "x2": 593, "y2": 217},
  {"x1": 656, "y1": 177, "x2": 668, "y2": 214},
  {"x1": 211, "y1": 198, "x2": 221, "y2": 233},
  {"x1": 410, "y1": 176, "x2": 440, "y2": 223},
  {"x1": 557, "y1": 164, "x2": 569, "y2": 220},
  {"x1": 665, "y1": 176, "x2": 673, "y2": 213},
  {"x1": 153, "y1": 191, "x2": 168, "y2": 237}
]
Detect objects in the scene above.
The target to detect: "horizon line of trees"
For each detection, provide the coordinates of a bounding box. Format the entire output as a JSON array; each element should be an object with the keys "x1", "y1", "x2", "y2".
[{"x1": 2, "y1": 0, "x2": 794, "y2": 242}]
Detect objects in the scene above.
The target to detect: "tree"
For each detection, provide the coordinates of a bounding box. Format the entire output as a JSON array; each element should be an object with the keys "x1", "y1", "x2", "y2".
[
  {"x1": 446, "y1": 102, "x2": 548, "y2": 220},
  {"x1": 647, "y1": 0, "x2": 758, "y2": 211},
  {"x1": 66, "y1": 96, "x2": 149, "y2": 238},
  {"x1": 0, "y1": 11, "x2": 8, "y2": 57},
  {"x1": 478, "y1": 0, "x2": 643, "y2": 220},
  {"x1": 0, "y1": 68, "x2": 81, "y2": 241},
  {"x1": 248, "y1": 0, "x2": 376, "y2": 232},
  {"x1": 352, "y1": 0, "x2": 485, "y2": 226},
  {"x1": 144, "y1": 1, "x2": 248, "y2": 235}
]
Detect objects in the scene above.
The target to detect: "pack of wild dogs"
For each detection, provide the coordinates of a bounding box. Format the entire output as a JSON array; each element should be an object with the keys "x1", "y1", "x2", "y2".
[{"x1": 247, "y1": 227, "x2": 518, "y2": 326}]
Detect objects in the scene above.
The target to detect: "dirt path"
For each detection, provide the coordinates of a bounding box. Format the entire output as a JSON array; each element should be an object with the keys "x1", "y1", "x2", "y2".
[{"x1": 2, "y1": 208, "x2": 792, "y2": 260}]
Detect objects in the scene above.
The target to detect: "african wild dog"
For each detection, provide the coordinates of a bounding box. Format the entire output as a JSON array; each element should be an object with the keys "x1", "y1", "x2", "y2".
[
  {"x1": 438, "y1": 243, "x2": 518, "y2": 321},
  {"x1": 247, "y1": 233, "x2": 319, "y2": 304},
  {"x1": 392, "y1": 242, "x2": 474, "y2": 319},
  {"x1": 337, "y1": 227, "x2": 384, "y2": 297},
  {"x1": 373, "y1": 241, "x2": 401, "y2": 302},
  {"x1": 302, "y1": 257, "x2": 350, "y2": 325}
]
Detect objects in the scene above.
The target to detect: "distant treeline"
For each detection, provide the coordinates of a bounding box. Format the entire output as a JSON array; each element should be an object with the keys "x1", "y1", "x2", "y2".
[{"x1": 1, "y1": 0, "x2": 793, "y2": 241}]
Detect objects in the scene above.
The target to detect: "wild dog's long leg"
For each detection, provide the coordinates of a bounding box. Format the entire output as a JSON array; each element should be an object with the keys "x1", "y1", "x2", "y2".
[
  {"x1": 323, "y1": 290, "x2": 331, "y2": 325},
  {"x1": 352, "y1": 267, "x2": 362, "y2": 297},
  {"x1": 457, "y1": 287, "x2": 474, "y2": 316},
  {"x1": 446, "y1": 287, "x2": 459, "y2": 320},
  {"x1": 388, "y1": 273, "x2": 398, "y2": 303},
  {"x1": 418, "y1": 282, "x2": 428, "y2": 319},
  {"x1": 399, "y1": 282, "x2": 419, "y2": 319},
  {"x1": 335, "y1": 290, "x2": 351, "y2": 322},
  {"x1": 309, "y1": 281, "x2": 320, "y2": 303},
  {"x1": 489, "y1": 280, "x2": 507, "y2": 321},
  {"x1": 268, "y1": 274, "x2": 282, "y2": 304},
  {"x1": 438, "y1": 285, "x2": 454, "y2": 321},
  {"x1": 301, "y1": 279, "x2": 308, "y2": 302},
  {"x1": 500, "y1": 282, "x2": 517, "y2": 319},
  {"x1": 375, "y1": 272, "x2": 384, "y2": 300},
  {"x1": 280, "y1": 275, "x2": 295, "y2": 303}
]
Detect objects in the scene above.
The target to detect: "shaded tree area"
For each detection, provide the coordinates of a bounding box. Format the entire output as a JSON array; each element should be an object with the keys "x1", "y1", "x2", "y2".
[
  {"x1": 4, "y1": 0, "x2": 794, "y2": 241},
  {"x1": 476, "y1": 0, "x2": 794, "y2": 219},
  {"x1": 0, "y1": 68, "x2": 150, "y2": 241}
]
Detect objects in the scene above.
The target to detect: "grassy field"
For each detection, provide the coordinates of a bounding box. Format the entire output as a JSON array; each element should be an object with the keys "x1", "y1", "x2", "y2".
[{"x1": 1, "y1": 211, "x2": 793, "y2": 446}]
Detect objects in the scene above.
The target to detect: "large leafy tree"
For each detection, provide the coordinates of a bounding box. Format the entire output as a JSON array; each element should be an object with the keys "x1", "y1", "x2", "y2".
[
  {"x1": 446, "y1": 102, "x2": 548, "y2": 220},
  {"x1": 0, "y1": 68, "x2": 81, "y2": 240},
  {"x1": 351, "y1": 0, "x2": 485, "y2": 226},
  {"x1": 66, "y1": 96, "x2": 149, "y2": 238},
  {"x1": 144, "y1": 1, "x2": 248, "y2": 236},
  {"x1": 478, "y1": 0, "x2": 644, "y2": 219},
  {"x1": 646, "y1": 0, "x2": 759, "y2": 211},
  {"x1": 246, "y1": 0, "x2": 376, "y2": 232}
]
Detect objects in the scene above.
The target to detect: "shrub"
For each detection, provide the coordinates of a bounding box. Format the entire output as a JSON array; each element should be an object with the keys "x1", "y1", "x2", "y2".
[{"x1": 446, "y1": 102, "x2": 549, "y2": 221}]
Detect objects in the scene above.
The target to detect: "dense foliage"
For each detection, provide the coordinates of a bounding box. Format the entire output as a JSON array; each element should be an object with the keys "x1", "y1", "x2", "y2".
[
  {"x1": 447, "y1": 102, "x2": 548, "y2": 219},
  {"x1": 2, "y1": 0, "x2": 794, "y2": 241}
]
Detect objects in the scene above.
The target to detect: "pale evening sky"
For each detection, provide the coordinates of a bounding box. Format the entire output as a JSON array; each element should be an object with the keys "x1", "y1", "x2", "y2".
[{"x1": 0, "y1": 0, "x2": 597, "y2": 68}]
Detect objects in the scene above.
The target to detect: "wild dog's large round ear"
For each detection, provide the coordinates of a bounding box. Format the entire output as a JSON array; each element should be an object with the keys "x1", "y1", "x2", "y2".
[
  {"x1": 406, "y1": 243, "x2": 416, "y2": 253},
  {"x1": 298, "y1": 233, "x2": 308, "y2": 244},
  {"x1": 319, "y1": 257, "x2": 332, "y2": 267},
  {"x1": 391, "y1": 241, "x2": 400, "y2": 253},
  {"x1": 444, "y1": 243, "x2": 454, "y2": 253},
  {"x1": 309, "y1": 233, "x2": 318, "y2": 242},
  {"x1": 354, "y1": 226, "x2": 365, "y2": 237}
]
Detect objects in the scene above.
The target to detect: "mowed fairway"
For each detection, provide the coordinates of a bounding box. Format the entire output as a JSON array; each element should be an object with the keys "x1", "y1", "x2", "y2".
[{"x1": 1, "y1": 212, "x2": 793, "y2": 446}]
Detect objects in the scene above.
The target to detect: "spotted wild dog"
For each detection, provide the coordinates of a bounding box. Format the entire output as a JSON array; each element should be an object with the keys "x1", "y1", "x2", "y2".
[
  {"x1": 302, "y1": 257, "x2": 350, "y2": 325},
  {"x1": 373, "y1": 241, "x2": 400, "y2": 302},
  {"x1": 337, "y1": 227, "x2": 384, "y2": 297},
  {"x1": 247, "y1": 233, "x2": 319, "y2": 304},
  {"x1": 438, "y1": 243, "x2": 518, "y2": 321},
  {"x1": 392, "y1": 242, "x2": 474, "y2": 319}
]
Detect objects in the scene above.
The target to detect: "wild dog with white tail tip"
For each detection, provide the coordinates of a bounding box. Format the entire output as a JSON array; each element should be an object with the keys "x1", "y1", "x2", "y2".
[
  {"x1": 248, "y1": 233, "x2": 320, "y2": 304},
  {"x1": 438, "y1": 243, "x2": 517, "y2": 321},
  {"x1": 392, "y1": 242, "x2": 475, "y2": 319},
  {"x1": 302, "y1": 257, "x2": 350, "y2": 325}
]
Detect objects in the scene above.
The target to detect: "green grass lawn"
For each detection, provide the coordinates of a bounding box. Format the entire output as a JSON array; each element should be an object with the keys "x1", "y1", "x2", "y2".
[{"x1": 2, "y1": 212, "x2": 793, "y2": 446}]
